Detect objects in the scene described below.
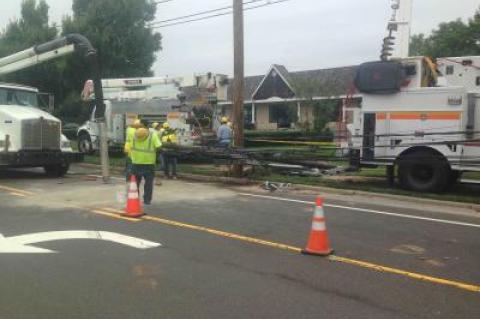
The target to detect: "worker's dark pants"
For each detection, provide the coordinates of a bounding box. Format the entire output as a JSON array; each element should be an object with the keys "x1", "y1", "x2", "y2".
[
  {"x1": 217, "y1": 140, "x2": 231, "y2": 148},
  {"x1": 131, "y1": 164, "x2": 155, "y2": 204},
  {"x1": 125, "y1": 157, "x2": 133, "y2": 182},
  {"x1": 163, "y1": 154, "x2": 178, "y2": 177}
]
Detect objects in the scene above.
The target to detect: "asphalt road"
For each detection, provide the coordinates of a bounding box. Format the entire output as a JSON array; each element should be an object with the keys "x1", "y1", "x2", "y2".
[{"x1": 0, "y1": 166, "x2": 479, "y2": 319}]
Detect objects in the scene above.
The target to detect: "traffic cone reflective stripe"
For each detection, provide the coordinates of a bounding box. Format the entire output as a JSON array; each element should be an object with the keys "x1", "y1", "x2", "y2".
[
  {"x1": 302, "y1": 196, "x2": 333, "y2": 256},
  {"x1": 123, "y1": 175, "x2": 144, "y2": 218}
]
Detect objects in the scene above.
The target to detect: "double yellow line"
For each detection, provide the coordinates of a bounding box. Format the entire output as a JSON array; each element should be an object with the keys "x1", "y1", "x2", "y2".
[
  {"x1": 0, "y1": 184, "x2": 36, "y2": 197},
  {"x1": 92, "y1": 208, "x2": 480, "y2": 294}
]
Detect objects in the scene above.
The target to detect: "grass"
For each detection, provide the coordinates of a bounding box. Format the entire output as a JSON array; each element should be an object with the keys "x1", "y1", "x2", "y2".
[{"x1": 251, "y1": 171, "x2": 480, "y2": 204}]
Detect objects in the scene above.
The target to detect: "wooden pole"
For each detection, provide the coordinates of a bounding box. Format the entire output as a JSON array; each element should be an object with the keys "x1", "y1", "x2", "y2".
[
  {"x1": 233, "y1": 0, "x2": 244, "y2": 148},
  {"x1": 232, "y1": 0, "x2": 245, "y2": 175}
]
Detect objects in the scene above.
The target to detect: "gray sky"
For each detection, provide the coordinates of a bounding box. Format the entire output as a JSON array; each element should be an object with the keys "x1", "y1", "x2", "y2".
[{"x1": 0, "y1": 0, "x2": 478, "y2": 77}]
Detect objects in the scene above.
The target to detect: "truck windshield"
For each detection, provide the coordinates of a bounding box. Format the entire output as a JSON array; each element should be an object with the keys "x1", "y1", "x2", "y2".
[{"x1": 0, "y1": 87, "x2": 38, "y2": 107}]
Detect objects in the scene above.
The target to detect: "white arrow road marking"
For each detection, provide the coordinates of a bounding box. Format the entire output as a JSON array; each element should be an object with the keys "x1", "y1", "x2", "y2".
[{"x1": 0, "y1": 231, "x2": 162, "y2": 254}]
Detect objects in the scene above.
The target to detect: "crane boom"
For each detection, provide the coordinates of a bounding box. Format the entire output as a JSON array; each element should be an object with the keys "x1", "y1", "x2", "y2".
[{"x1": 0, "y1": 34, "x2": 105, "y2": 119}]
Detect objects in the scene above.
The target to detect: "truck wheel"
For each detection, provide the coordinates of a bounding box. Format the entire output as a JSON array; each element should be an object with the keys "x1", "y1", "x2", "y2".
[
  {"x1": 44, "y1": 164, "x2": 70, "y2": 177},
  {"x1": 398, "y1": 150, "x2": 449, "y2": 193},
  {"x1": 445, "y1": 171, "x2": 462, "y2": 190},
  {"x1": 78, "y1": 133, "x2": 94, "y2": 154}
]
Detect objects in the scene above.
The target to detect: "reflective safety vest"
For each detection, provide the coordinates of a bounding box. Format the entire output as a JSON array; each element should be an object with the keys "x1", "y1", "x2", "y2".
[
  {"x1": 162, "y1": 133, "x2": 177, "y2": 144},
  {"x1": 131, "y1": 133, "x2": 161, "y2": 165},
  {"x1": 126, "y1": 127, "x2": 136, "y2": 143},
  {"x1": 124, "y1": 127, "x2": 137, "y2": 157}
]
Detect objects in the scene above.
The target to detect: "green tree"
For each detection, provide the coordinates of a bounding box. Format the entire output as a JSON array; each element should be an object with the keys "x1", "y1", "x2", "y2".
[
  {"x1": 59, "y1": 0, "x2": 162, "y2": 122},
  {"x1": 410, "y1": 7, "x2": 480, "y2": 58},
  {"x1": 0, "y1": 0, "x2": 63, "y2": 107},
  {"x1": 0, "y1": 0, "x2": 162, "y2": 123}
]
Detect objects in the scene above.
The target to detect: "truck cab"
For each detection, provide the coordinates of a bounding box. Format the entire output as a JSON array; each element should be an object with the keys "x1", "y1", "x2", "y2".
[{"x1": 0, "y1": 83, "x2": 82, "y2": 176}]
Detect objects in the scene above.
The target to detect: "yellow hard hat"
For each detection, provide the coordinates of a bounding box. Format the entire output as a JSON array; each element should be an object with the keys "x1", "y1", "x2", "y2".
[
  {"x1": 221, "y1": 117, "x2": 228, "y2": 124},
  {"x1": 162, "y1": 122, "x2": 170, "y2": 129},
  {"x1": 152, "y1": 122, "x2": 160, "y2": 129},
  {"x1": 132, "y1": 119, "x2": 142, "y2": 128},
  {"x1": 135, "y1": 128, "x2": 149, "y2": 140}
]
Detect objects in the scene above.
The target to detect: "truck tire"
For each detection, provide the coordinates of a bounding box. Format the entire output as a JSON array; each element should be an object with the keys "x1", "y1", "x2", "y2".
[
  {"x1": 78, "y1": 133, "x2": 94, "y2": 154},
  {"x1": 44, "y1": 163, "x2": 70, "y2": 177},
  {"x1": 397, "y1": 150, "x2": 449, "y2": 193},
  {"x1": 445, "y1": 171, "x2": 462, "y2": 190}
]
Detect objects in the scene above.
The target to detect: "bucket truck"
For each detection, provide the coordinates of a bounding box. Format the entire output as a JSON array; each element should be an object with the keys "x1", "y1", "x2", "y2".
[
  {"x1": 77, "y1": 73, "x2": 229, "y2": 152},
  {"x1": 0, "y1": 34, "x2": 105, "y2": 176},
  {"x1": 347, "y1": 0, "x2": 480, "y2": 192},
  {"x1": 77, "y1": 76, "x2": 182, "y2": 153}
]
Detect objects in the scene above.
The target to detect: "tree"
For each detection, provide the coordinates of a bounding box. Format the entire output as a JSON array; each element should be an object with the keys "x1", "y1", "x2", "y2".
[
  {"x1": 62, "y1": 0, "x2": 161, "y2": 80},
  {"x1": 0, "y1": 0, "x2": 63, "y2": 107},
  {"x1": 0, "y1": 0, "x2": 162, "y2": 123},
  {"x1": 410, "y1": 7, "x2": 480, "y2": 58},
  {"x1": 59, "y1": 0, "x2": 162, "y2": 122}
]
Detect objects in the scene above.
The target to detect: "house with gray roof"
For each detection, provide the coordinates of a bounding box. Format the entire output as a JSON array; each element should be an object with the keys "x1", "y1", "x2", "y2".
[{"x1": 185, "y1": 64, "x2": 361, "y2": 131}]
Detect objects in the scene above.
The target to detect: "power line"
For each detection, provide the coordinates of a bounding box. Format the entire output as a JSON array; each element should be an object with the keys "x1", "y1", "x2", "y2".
[
  {"x1": 150, "y1": 0, "x2": 265, "y2": 26},
  {"x1": 150, "y1": 0, "x2": 293, "y2": 29},
  {"x1": 154, "y1": 0, "x2": 175, "y2": 4}
]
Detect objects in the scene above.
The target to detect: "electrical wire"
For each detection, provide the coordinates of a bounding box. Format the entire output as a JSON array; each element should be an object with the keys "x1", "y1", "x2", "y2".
[
  {"x1": 149, "y1": 0, "x2": 266, "y2": 26},
  {"x1": 155, "y1": 0, "x2": 175, "y2": 4},
  {"x1": 150, "y1": 0, "x2": 293, "y2": 29}
]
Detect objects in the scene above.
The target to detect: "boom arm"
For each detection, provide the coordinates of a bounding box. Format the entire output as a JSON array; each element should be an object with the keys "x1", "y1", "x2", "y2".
[{"x1": 0, "y1": 34, "x2": 105, "y2": 119}]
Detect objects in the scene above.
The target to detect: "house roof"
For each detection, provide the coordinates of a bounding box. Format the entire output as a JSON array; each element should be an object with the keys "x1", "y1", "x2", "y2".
[
  {"x1": 251, "y1": 64, "x2": 296, "y2": 100},
  {"x1": 181, "y1": 64, "x2": 358, "y2": 104},
  {"x1": 226, "y1": 64, "x2": 357, "y2": 101}
]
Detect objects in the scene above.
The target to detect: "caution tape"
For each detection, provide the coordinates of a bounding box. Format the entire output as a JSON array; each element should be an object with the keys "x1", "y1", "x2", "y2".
[{"x1": 248, "y1": 139, "x2": 336, "y2": 147}]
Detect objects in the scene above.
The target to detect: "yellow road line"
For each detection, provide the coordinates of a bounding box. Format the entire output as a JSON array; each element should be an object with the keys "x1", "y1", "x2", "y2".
[
  {"x1": 90, "y1": 209, "x2": 141, "y2": 222},
  {"x1": 0, "y1": 184, "x2": 35, "y2": 196},
  {"x1": 143, "y1": 214, "x2": 480, "y2": 293},
  {"x1": 328, "y1": 255, "x2": 480, "y2": 293},
  {"x1": 9, "y1": 192, "x2": 28, "y2": 198},
  {"x1": 101, "y1": 207, "x2": 128, "y2": 214},
  {"x1": 143, "y1": 215, "x2": 301, "y2": 253}
]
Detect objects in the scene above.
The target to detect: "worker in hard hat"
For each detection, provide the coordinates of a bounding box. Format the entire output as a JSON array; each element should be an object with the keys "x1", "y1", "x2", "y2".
[
  {"x1": 217, "y1": 116, "x2": 232, "y2": 148},
  {"x1": 124, "y1": 118, "x2": 142, "y2": 181},
  {"x1": 129, "y1": 120, "x2": 162, "y2": 205},
  {"x1": 160, "y1": 122, "x2": 179, "y2": 179},
  {"x1": 151, "y1": 122, "x2": 160, "y2": 132},
  {"x1": 151, "y1": 122, "x2": 165, "y2": 173}
]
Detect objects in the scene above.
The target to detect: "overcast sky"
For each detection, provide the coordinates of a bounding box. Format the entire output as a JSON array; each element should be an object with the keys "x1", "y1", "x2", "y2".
[{"x1": 0, "y1": 0, "x2": 478, "y2": 77}]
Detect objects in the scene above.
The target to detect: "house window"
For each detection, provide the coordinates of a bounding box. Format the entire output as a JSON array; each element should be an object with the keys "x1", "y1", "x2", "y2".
[{"x1": 269, "y1": 104, "x2": 291, "y2": 128}]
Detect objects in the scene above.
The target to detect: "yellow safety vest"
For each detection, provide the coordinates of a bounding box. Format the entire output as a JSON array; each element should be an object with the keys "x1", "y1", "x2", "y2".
[
  {"x1": 131, "y1": 133, "x2": 161, "y2": 165},
  {"x1": 124, "y1": 127, "x2": 137, "y2": 157},
  {"x1": 162, "y1": 133, "x2": 178, "y2": 144}
]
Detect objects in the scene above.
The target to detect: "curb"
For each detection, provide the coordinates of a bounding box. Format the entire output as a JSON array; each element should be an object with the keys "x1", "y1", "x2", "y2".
[
  {"x1": 76, "y1": 163, "x2": 251, "y2": 185},
  {"x1": 284, "y1": 183, "x2": 480, "y2": 212},
  {"x1": 74, "y1": 163, "x2": 480, "y2": 212}
]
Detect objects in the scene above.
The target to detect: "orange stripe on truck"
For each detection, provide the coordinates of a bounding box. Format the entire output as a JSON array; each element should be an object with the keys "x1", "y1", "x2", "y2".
[{"x1": 376, "y1": 112, "x2": 460, "y2": 121}]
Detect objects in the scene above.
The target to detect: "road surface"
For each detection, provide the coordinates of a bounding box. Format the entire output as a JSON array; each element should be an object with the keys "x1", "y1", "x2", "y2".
[{"x1": 0, "y1": 166, "x2": 478, "y2": 319}]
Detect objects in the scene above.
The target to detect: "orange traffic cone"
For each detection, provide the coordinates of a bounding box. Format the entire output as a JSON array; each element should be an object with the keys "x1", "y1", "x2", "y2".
[
  {"x1": 302, "y1": 197, "x2": 333, "y2": 256},
  {"x1": 123, "y1": 175, "x2": 144, "y2": 218}
]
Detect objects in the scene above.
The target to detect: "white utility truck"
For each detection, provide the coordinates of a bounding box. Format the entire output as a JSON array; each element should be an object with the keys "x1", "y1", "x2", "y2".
[
  {"x1": 347, "y1": 0, "x2": 480, "y2": 192},
  {"x1": 77, "y1": 73, "x2": 228, "y2": 152},
  {"x1": 77, "y1": 77, "x2": 182, "y2": 153},
  {"x1": 0, "y1": 34, "x2": 104, "y2": 176}
]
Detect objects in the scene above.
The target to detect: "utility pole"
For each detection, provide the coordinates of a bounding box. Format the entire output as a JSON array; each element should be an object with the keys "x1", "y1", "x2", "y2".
[{"x1": 232, "y1": 0, "x2": 245, "y2": 175}]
